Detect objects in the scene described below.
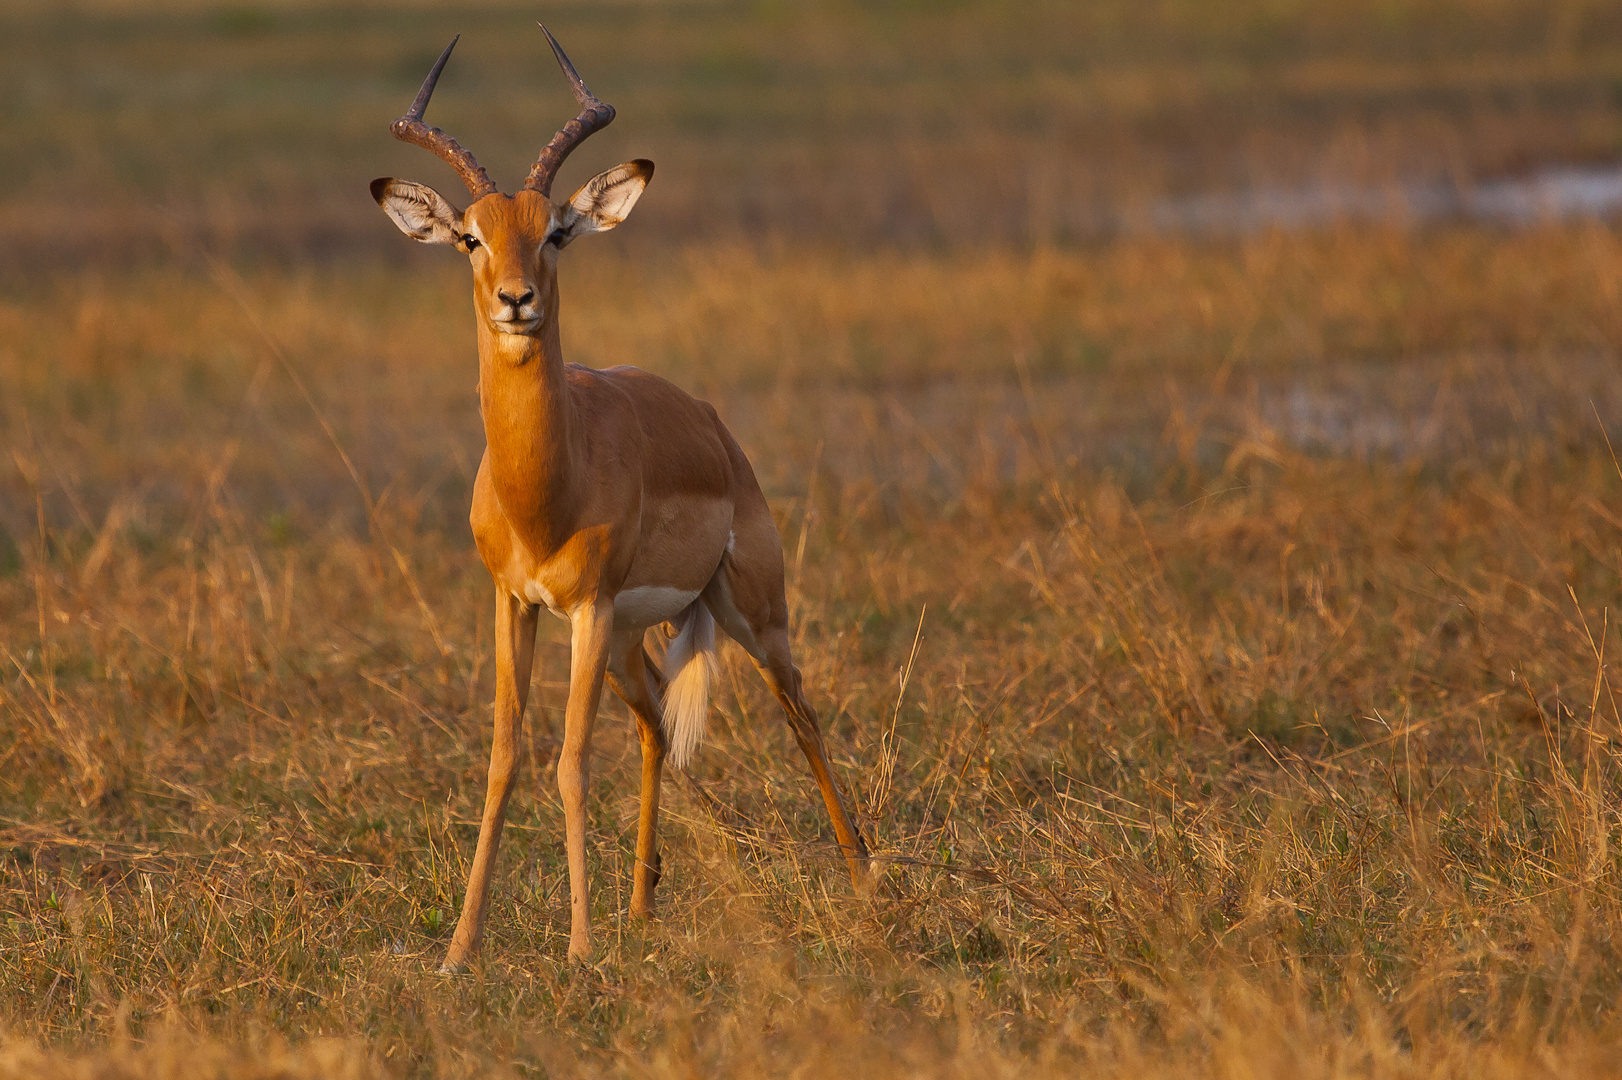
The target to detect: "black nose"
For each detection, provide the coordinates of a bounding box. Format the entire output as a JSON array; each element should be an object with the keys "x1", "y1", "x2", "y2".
[{"x1": 497, "y1": 288, "x2": 534, "y2": 308}]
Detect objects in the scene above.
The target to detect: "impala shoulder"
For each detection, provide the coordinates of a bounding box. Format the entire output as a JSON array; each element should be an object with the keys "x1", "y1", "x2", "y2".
[
  {"x1": 562, "y1": 364, "x2": 638, "y2": 419},
  {"x1": 597, "y1": 364, "x2": 687, "y2": 397}
]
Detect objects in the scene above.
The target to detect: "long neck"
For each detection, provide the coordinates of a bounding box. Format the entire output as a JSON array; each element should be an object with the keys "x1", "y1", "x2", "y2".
[{"x1": 476, "y1": 304, "x2": 583, "y2": 552}]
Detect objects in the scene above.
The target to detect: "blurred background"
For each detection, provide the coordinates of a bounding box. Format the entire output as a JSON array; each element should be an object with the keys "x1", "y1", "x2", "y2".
[{"x1": 7, "y1": 0, "x2": 1622, "y2": 265}]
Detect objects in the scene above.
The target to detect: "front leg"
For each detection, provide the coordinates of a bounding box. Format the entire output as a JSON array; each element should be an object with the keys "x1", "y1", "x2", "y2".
[
  {"x1": 559, "y1": 597, "x2": 614, "y2": 962},
  {"x1": 443, "y1": 590, "x2": 539, "y2": 972}
]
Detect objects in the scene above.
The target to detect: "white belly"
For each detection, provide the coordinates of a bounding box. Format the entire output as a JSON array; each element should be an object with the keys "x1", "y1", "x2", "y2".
[{"x1": 613, "y1": 585, "x2": 700, "y2": 629}]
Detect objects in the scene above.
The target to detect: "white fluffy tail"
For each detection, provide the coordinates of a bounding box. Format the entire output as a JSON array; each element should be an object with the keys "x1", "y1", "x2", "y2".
[{"x1": 661, "y1": 601, "x2": 717, "y2": 769}]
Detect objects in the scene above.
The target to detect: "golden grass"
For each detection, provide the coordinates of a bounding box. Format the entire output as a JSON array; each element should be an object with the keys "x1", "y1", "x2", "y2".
[
  {"x1": 4, "y1": 220, "x2": 1622, "y2": 1074},
  {"x1": 9, "y1": 1, "x2": 1622, "y2": 1072}
]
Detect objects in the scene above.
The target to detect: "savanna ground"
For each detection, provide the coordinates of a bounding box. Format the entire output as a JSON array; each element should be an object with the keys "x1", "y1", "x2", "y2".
[{"x1": 7, "y1": 0, "x2": 1622, "y2": 1076}]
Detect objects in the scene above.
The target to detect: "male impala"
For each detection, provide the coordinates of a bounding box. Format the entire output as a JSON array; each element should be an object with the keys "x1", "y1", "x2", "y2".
[{"x1": 372, "y1": 29, "x2": 870, "y2": 967}]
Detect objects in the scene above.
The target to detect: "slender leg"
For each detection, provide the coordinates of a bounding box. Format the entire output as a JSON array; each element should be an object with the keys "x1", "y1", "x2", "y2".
[
  {"x1": 559, "y1": 599, "x2": 614, "y2": 962},
  {"x1": 443, "y1": 590, "x2": 539, "y2": 972},
  {"x1": 754, "y1": 627, "x2": 872, "y2": 889},
  {"x1": 701, "y1": 435, "x2": 870, "y2": 891},
  {"x1": 604, "y1": 637, "x2": 668, "y2": 918}
]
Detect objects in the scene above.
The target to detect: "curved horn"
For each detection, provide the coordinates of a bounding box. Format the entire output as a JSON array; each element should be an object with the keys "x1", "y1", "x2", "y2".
[
  {"x1": 523, "y1": 25, "x2": 616, "y2": 197},
  {"x1": 389, "y1": 36, "x2": 498, "y2": 201}
]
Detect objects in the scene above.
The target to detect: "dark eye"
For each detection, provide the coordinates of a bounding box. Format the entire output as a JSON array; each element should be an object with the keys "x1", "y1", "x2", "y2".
[
  {"x1": 462, "y1": 234, "x2": 481, "y2": 251},
  {"x1": 545, "y1": 228, "x2": 565, "y2": 247}
]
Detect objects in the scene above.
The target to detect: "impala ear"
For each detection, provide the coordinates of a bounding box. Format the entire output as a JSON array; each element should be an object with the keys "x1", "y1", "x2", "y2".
[
  {"x1": 557, "y1": 159, "x2": 654, "y2": 244},
  {"x1": 371, "y1": 178, "x2": 464, "y2": 245}
]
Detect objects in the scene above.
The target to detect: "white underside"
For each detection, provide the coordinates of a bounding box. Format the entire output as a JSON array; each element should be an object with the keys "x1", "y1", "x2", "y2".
[
  {"x1": 522, "y1": 581, "x2": 702, "y2": 629},
  {"x1": 614, "y1": 585, "x2": 702, "y2": 629}
]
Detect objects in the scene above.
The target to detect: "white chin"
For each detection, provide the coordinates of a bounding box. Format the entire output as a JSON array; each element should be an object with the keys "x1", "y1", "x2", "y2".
[{"x1": 492, "y1": 320, "x2": 541, "y2": 335}]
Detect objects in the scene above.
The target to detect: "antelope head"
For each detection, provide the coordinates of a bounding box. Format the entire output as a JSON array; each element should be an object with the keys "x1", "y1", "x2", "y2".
[{"x1": 371, "y1": 28, "x2": 652, "y2": 338}]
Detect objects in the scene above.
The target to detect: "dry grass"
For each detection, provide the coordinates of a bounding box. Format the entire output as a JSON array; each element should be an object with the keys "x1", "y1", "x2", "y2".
[
  {"x1": 5, "y1": 222, "x2": 1622, "y2": 1075},
  {"x1": 9, "y1": 0, "x2": 1622, "y2": 1075}
]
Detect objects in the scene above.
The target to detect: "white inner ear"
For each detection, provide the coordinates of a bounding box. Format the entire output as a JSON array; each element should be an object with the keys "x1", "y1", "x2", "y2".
[
  {"x1": 376, "y1": 180, "x2": 462, "y2": 245},
  {"x1": 563, "y1": 162, "x2": 651, "y2": 240}
]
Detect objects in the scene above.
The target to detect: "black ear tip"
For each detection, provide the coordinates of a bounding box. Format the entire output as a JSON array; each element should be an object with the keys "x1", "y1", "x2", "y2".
[
  {"x1": 369, "y1": 177, "x2": 393, "y2": 203},
  {"x1": 632, "y1": 159, "x2": 655, "y2": 180}
]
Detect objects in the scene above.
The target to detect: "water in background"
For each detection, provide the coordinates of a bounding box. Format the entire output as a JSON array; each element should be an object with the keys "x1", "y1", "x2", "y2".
[{"x1": 1148, "y1": 164, "x2": 1622, "y2": 234}]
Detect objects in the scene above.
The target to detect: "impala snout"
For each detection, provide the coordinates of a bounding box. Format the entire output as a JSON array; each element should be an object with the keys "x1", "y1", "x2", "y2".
[{"x1": 490, "y1": 282, "x2": 543, "y2": 333}]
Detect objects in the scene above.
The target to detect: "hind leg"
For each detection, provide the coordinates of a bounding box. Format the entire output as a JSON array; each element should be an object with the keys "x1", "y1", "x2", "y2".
[
  {"x1": 757, "y1": 624, "x2": 871, "y2": 884},
  {"x1": 704, "y1": 511, "x2": 871, "y2": 887},
  {"x1": 605, "y1": 632, "x2": 669, "y2": 918}
]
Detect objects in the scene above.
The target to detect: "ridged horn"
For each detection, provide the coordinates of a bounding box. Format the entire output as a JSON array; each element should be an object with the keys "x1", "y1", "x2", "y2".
[
  {"x1": 388, "y1": 36, "x2": 498, "y2": 200},
  {"x1": 523, "y1": 25, "x2": 616, "y2": 197}
]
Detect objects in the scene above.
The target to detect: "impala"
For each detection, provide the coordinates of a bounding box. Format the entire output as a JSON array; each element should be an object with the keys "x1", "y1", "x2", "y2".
[{"x1": 371, "y1": 28, "x2": 871, "y2": 967}]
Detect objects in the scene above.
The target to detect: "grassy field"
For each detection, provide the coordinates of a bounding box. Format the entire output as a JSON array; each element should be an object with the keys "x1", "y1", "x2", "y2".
[
  {"x1": 8, "y1": 0, "x2": 1622, "y2": 264},
  {"x1": 7, "y1": 1, "x2": 1622, "y2": 1077}
]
